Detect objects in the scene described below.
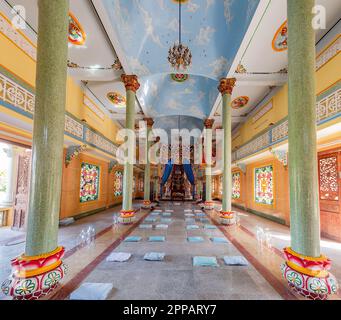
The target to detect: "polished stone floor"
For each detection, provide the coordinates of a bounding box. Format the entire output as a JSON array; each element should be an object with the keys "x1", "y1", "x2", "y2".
[{"x1": 0, "y1": 201, "x2": 340, "y2": 300}]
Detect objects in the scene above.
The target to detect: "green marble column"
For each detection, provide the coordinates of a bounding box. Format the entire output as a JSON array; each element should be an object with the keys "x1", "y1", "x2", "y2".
[
  {"x1": 288, "y1": 0, "x2": 320, "y2": 257},
  {"x1": 143, "y1": 118, "x2": 154, "y2": 207},
  {"x1": 219, "y1": 78, "x2": 236, "y2": 213},
  {"x1": 204, "y1": 119, "x2": 214, "y2": 209},
  {"x1": 121, "y1": 75, "x2": 140, "y2": 220},
  {"x1": 25, "y1": 0, "x2": 69, "y2": 256}
]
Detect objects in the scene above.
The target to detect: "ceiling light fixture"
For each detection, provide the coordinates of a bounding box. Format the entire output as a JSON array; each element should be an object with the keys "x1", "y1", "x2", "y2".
[{"x1": 167, "y1": 1, "x2": 192, "y2": 70}]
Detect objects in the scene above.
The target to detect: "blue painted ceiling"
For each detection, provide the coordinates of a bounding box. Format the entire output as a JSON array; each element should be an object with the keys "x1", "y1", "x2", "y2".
[{"x1": 103, "y1": 0, "x2": 260, "y2": 122}]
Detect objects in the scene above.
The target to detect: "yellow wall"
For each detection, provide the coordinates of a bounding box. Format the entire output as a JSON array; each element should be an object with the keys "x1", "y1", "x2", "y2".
[
  {"x1": 0, "y1": 12, "x2": 121, "y2": 145},
  {"x1": 233, "y1": 35, "x2": 340, "y2": 150}
]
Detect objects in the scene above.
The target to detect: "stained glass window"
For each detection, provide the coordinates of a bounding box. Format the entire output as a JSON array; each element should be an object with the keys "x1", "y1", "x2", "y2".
[
  {"x1": 232, "y1": 172, "x2": 241, "y2": 199},
  {"x1": 319, "y1": 155, "x2": 339, "y2": 201},
  {"x1": 80, "y1": 163, "x2": 100, "y2": 203},
  {"x1": 114, "y1": 171, "x2": 123, "y2": 196},
  {"x1": 255, "y1": 165, "x2": 274, "y2": 205}
]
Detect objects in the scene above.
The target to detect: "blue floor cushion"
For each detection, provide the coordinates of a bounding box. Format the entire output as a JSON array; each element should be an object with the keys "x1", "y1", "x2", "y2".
[
  {"x1": 211, "y1": 237, "x2": 229, "y2": 243},
  {"x1": 148, "y1": 236, "x2": 166, "y2": 242},
  {"x1": 186, "y1": 225, "x2": 199, "y2": 230},
  {"x1": 106, "y1": 252, "x2": 132, "y2": 262},
  {"x1": 70, "y1": 283, "x2": 114, "y2": 300},
  {"x1": 204, "y1": 224, "x2": 217, "y2": 230},
  {"x1": 185, "y1": 213, "x2": 195, "y2": 217},
  {"x1": 151, "y1": 212, "x2": 160, "y2": 216},
  {"x1": 185, "y1": 218, "x2": 196, "y2": 223},
  {"x1": 165, "y1": 209, "x2": 174, "y2": 212},
  {"x1": 145, "y1": 217, "x2": 157, "y2": 222},
  {"x1": 139, "y1": 224, "x2": 153, "y2": 229},
  {"x1": 184, "y1": 209, "x2": 193, "y2": 212},
  {"x1": 124, "y1": 236, "x2": 142, "y2": 242},
  {"x1": 155, "y1": 224, "x2": 169, "y2": 229},
  {"x1": 195, "y1": 213, "x2": 206, "y2": 217},
  {"x1": 200, "y1": 218, "x2": 210, "y2": 223},
  {"x1": 153, "y1": 210, "x2": 162, "y2": 212},
  {"x1": 162, "y1": 212, "x2": 172, "y2": 217},
  {"x1": 187, "y1": 237, "x2": 204, "y2": 243},
  {"x1": 193, "y1": 256, "x2": 219, "y2": 267},
  {"x1": 161, "y1": 218, "x2": 172, "y2": 223},
  {"x1": 223, "y1": 256, "x2": 249, "y2": 266},
  {"x1": 144, "y1": 252, "x2": 165, "y2": 261}
]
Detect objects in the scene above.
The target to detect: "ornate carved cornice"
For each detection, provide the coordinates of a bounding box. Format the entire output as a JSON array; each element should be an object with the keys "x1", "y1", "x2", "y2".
[
  {"x1": 218, "y1": 78, "x2": 236, "y2": 96},
  {"x1": 204, "y1": 118, "x2": 214, "y2": 129},
  {"x1": 121, "y1": 74, "x2": 140, "y2": 93}
]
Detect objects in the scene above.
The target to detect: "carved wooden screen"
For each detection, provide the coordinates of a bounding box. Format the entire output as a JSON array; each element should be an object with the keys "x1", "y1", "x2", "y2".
[
  {"x1": 318, "y1": 150, "x2": 340, "y2": 214},
  {"x1": 319, "y1": 154, "x2": 339, "y2": 201},
  {"x1": 13, "y1": 151, "x2": 31, "y2": 230}
]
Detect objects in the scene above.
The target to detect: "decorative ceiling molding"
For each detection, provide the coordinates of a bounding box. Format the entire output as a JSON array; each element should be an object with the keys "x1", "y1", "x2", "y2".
[
  {"x1": 84, "y1": 95, "x2": 105, "y2": 120},
  {"x1": 231, "y1": 96, "x2": 249, "y2": 109},
  {"x1": 0, "y1": 11, "x2": 37, "y2": 61},
  {"x1": 272, "y1": 20, "x2": 287, "y2": 52},
  {"x1": 68, "y1": 12, "x2": 87, "y2": 46}
]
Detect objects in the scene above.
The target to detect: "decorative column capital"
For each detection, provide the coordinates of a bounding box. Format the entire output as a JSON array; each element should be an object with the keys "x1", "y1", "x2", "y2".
[
  {"x1": 144, "y1": 118, "x2": 154, "y2": 128},
  {"x1": 218, "y1": 78, "x2": 236, "y2": 96},
  {"x1": 121, "y1": 74, "x2": 140, "y2": 93},
  {"x1": 204, "y1": 118, "x2": 214, "y2": 129}
]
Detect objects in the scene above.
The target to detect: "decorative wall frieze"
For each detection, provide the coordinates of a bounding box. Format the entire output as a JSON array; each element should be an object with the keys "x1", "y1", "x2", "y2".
[
  {"x1": 233, "y1": 81, "x2": 340, "y2": 162},
  {"x1": 271, "y1": 119, "x2": 288, "y2": 144},
  {"x1": 316, "y1": 36, "x2": 340, "y2": 71},
  {"x1": 65, "y1": 144, "x2": 87, "y2": 167},
  {"x1": 0, "y1": 71, "x2": 119, "y2": 158},
  {"x1": 65, "y1": 115, "x2": 84, "y2": 139},
  {"x1": 235, "y1": 132, "x2": 270, "y2": 160},
  {"x1": 0, "y1": 72, "x2": 35, "y2": 114},
  {"x1": 84, "y1": 128, "x2": 118, "y2": 156},
  {"x1": 316, "y1": 87, "x2": 341, "y2": 123}
]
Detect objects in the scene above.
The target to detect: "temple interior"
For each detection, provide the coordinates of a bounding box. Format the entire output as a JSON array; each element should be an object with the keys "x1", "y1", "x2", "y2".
[{"x1": 0, "y1": 0, "x2": 340, "y2": 301}]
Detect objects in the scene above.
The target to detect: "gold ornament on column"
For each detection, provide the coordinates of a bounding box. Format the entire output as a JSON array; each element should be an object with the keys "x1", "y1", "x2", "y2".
[
  {"x1": 121, "y1": 74, "x2": 140, "y2": 93},
  {"x1": 218, "y1": 78, "x2": 236, "y2": 96},
  {"x1": 204, "y1": 118, "x2": 215, "y2": 129}
]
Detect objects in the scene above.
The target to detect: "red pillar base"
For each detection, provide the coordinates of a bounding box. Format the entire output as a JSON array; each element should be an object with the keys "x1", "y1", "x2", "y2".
[
  {"x1": 142, "y1": 200, "x2": 151, "y2": 209},
  {"x1": 281, "y1": 247, "x2": 338, "y2": 300},
  {"x1": 118, "y1": 210, "x2": 136, "y2": 224},
  {"x1": 219, "y1": 211, "x2": 236, "y2": 226},
  {"x1": 204, "y1": 201, "x2": 215, "y2": 210},
  {"x1": 1, "y1": 246, "x2": 67, "y2": 300}
]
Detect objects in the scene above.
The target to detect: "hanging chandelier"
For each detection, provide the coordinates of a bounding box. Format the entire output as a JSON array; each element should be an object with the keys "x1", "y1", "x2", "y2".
[{"x1": 167, "y1": 1, "x2": 192, "y2": 70}]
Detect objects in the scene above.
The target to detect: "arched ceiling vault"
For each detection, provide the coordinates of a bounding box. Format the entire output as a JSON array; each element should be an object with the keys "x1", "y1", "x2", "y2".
[{"x1": 94, "y1": 0, "x2": 260, "y2": 122}]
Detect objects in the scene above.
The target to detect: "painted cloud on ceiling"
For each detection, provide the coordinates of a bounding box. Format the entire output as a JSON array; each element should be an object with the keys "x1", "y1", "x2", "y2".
[{"x1": 102, "y1": 0, "x2": 259, "y2": 123}]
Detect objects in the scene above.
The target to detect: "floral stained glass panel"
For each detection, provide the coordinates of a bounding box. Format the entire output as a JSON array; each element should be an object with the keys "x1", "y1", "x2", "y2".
[
  {"x1": 319, "y1": 155, "x2": 339, "y2": 201},
  {"x1": 232, "y1": 172, "x2": 241, "y2": 199},
  {"x1": 114, "y1": 171, "x2": 123, "y2": 196},
  {"x1": 80, "y1": 163, "x2": 100, "y2": 203},
  {"x1": 255, "y1": 165, "x2": 274, "y2": 205}
]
